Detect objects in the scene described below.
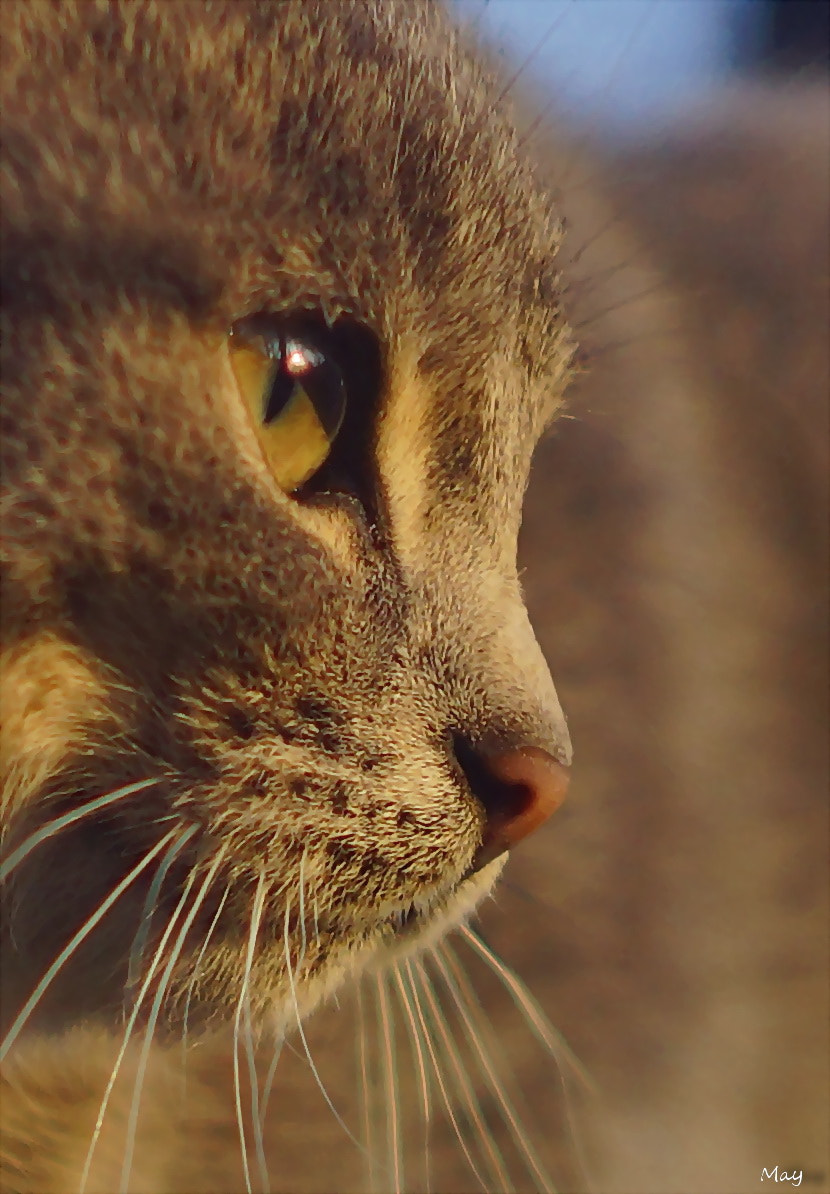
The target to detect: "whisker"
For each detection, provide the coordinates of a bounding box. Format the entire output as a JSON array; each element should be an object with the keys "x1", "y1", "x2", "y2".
[
  {"x1": 495, "y1": 1, "x2": 575, "y2": 105},
  {"x1": 0, "y1": 778, "x2": 160, "y2": 882},
  {"x1": 297, "y1": 851, "x2": 309, "y2": 970},
  {"x1": 391, "y1": 964, "x2": 432, "y2": 1194},
  {"x1": 563, "y1": 256, "x2": 646, "y2": 296},
  {"x1": 563, "y1": 205, "x2": 639, "y2": 274},
  {"x1": 356, "y1": 982, "x2": 379, "y2": 1194},
  {"x1": 257, "y1": 1031, "x2": 284, "y2": 1133},
  {"x1": 0, "y1": 826, "x2": 179, "y2": 1062},
  {"x1": 232, "y1": 981, "x2": 251, "y2": 1194},
  {"x1": 573, "y1": 328, "x2": 688, "y2": 363},
  {"x1": 282, "y1": 897, "x2": 364, "y2": 1153},
  {"x1": 79, "y1": 859, "x2": 205, "y2": 1194},
  {"x1": 436, "y1": 942, "x2": 555, "y2": 1193},
  {"x1": 376, "y1": 972, "x2": 403, "y2": 1194},
  {"x1": 312, "y1": 894, "x2": 321, "y2": 947},
  {"x1": 414, "y1": 956, "x2": 511, "y2": 1192},
  {"x1": 517, "y1": 0, "x2": 657, "y2": 153},
  {"x1": 234, "y1": 869, "x2": 269, "y2": 1194},
  {"x1": 572, "y1": 281, "x2": 676, "y2": 333},
  {"x1": 181, "y1": 882, "x2": 232, "y2": 1067},
  {"x1": 458, "y1": 926, "x2": 594, "y2": 1092},
  {"x1": 127, "y1": 824, "x2": 198, "y2": 996},
  {"x1": 401, "y1": 959, "x2": 489, "y2": 1194},
  {"x1": 458, "y1": 925, "x2": 596, "y2": 1191},
  {"x1": 118, "y1": 851, "x2": 227, "y2": 1194}
]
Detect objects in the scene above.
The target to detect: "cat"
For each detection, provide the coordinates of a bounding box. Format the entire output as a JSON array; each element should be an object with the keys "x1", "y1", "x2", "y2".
[
  {"x1": 2, "y1": 1, "x2": 573, "y2": 1190},
  {"x1": 1, "y1": 1, "x2": 828, "y2": 1192}
]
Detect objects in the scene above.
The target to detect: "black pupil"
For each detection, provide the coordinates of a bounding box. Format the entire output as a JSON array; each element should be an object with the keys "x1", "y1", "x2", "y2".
[{"x1": 262, "y1": 335, "x2": 345, "y2": 441}]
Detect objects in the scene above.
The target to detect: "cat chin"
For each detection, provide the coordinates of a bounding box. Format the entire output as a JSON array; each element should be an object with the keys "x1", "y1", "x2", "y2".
[
  {"x1": 367, "y1": 855, "x2": 507, "y2": 970},
  {"x1": 173, "y1": 857, "x2": 508, "y2": 1043}
]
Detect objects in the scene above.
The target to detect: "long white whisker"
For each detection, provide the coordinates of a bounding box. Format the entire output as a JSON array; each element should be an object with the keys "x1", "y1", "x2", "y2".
[
  {"x1": 391, "y1": 964, "x2": 432, "y2": 1194},
  {"x1": 181, "y1": 882, "x2": 232, "y2": 1067},
  {"x1": 297, "y1": 851, "x2": 308, "y2": 970},
  {"x1": 282, "y1": 897, "x2": 364, "y2": 1153},
  {"x1": 0, "y1": 826, "x2": 179, "y2": 1062},
  {"x1": 459, "y1": 926, "x2": 593, "y2": 1091},
  {"x1": 118, "y1": 851, "x2": 227, "y2": 1194},
  {"x1": 401, "y1": 959, "x2": 488, "y2": 1194},
  {"x1": 0, "y1": 778, "x2": 160, "y2": 881},
  {"x1": 251, "y1": 857, "x2": 311, "y2": 1139},
  {"x1": 234, "y1": 870, "x2": 269, "y2": 1194},
  {"x1": 376, "y1": 972, "x2": 402, "y2": 1194},
  {"x1": 127, "y1": 825, "x2": 198, "y2": 996},
  {"x1": 437, "y1": 941, "x2": 555, "y2": 1193},
  {"x1": 233, "y1": 996, "x2": 252, "y2": 1193},
  {"x1": 258, "y1": 1028, "x2": 285, "y2": 1132},
  {"x1": 415, "y1": 956, "x2": 510, "y2": 1192},
  {"x1": 253, "y1": 868, "x2": 305, "y2": 1100},
  {"x1": 356, "y1": 982, "x2": 378, "y2": 1194},
  {"x1": 459, "y1": 925, "x2": 596, "y2": 1190},
  {"x1": 122, "y1": 948, "x2": 190, "y2": 1193},
  {"x1": 79, "y1": 856, "x2": 205, "y2": 1194}
]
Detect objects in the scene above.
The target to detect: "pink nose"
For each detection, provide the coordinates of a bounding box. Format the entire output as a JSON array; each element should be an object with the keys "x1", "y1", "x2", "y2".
[{"x1": 470, "y1": 746, "x2": 570, "y2": 869}]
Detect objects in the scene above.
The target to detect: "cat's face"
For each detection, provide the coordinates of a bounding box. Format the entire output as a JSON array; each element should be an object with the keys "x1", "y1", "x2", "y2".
[{"x1": 1, "y1": 0, "x2": 572, "y2": 1033}]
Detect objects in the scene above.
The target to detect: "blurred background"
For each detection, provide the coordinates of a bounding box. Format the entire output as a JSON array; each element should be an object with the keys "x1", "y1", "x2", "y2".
[{"x1": 454, "y1": 0, "x2": 829, "y2": 132}]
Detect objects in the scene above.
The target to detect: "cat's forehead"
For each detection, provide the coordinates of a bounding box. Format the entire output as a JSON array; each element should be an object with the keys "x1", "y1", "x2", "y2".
[{"x1": 3, "y1": 0, "x2": 568, "y2": 402}]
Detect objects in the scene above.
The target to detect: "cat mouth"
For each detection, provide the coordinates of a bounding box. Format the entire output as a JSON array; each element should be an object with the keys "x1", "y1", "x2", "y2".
[
  {"x1": 376, "y1": 857, "x2": 505, "y2": 962},
  {"x1": 394, "y1": 904, "x2": 420, "y2": 934}
]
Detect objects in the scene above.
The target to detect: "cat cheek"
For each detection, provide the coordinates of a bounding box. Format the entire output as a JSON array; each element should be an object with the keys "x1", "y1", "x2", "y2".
[{"x1": 0, "y1": 635, "x2": 121, "y2": 817}]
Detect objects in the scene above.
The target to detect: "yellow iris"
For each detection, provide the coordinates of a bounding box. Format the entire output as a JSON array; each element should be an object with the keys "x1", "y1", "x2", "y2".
[{"x1": 229, "y1": 330, "x2": 346, "y2": 492}]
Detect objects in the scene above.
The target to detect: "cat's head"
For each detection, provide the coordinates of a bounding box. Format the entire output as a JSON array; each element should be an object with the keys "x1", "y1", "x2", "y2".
[{"x1": 1, "y1": 0, "x2": 572, "y2": 1034}]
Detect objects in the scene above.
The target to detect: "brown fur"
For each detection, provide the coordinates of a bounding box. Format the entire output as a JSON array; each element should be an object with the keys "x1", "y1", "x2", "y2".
[
  {"x1": 1, "y1": 1, "x2": 573, "y2": 1189},
  {"x1": 1, "y1": 0, "x2": 571, "y2": 1035}
]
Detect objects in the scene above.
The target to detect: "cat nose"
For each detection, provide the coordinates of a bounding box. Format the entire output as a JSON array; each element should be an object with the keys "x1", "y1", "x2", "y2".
[{"x1": 453, "y1": 739, "x2": 570, "y2": 871}]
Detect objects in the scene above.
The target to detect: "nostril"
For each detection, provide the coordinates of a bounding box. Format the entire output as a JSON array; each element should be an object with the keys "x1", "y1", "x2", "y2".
[
  {"x1": 452, "y1": 734, "x2": 535, "y2": 827},
  {"x1": 452, "y1": 735, "x2": 570, "y2": 871}
]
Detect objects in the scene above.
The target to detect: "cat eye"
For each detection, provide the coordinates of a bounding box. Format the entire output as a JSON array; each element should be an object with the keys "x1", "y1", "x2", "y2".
[{"x1": 229, "y1": 318, "x2": 347, "y2": 492}]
